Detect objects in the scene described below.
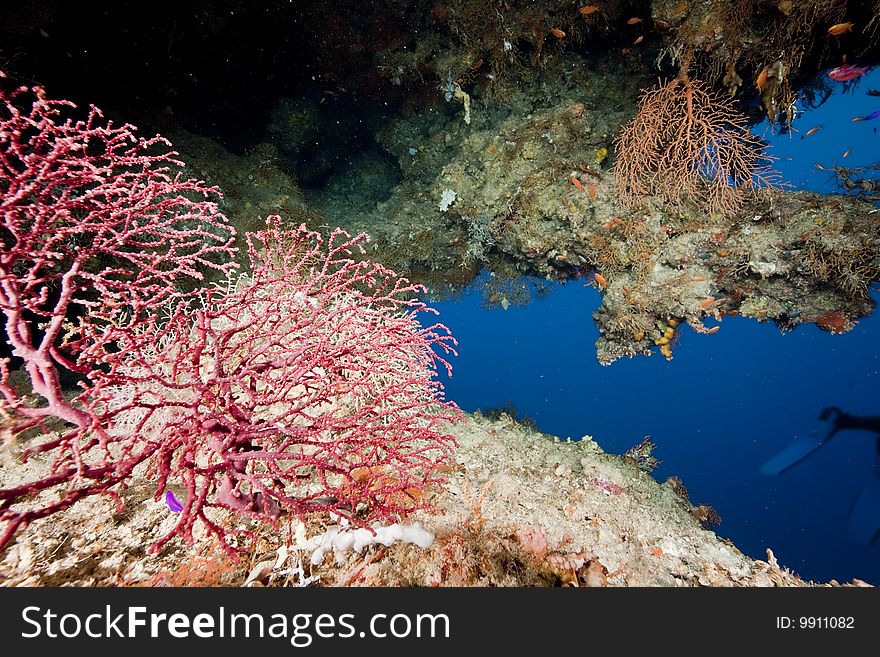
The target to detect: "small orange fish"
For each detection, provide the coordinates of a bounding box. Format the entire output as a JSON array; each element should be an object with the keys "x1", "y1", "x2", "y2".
[
  {"x1": 579, "y1": 5, "x2": 601, "y2": 15},
  {"x1": 699, "y1": 296, "x2": 716, "y2": 309},
  {"x1": 594, "y1": 273, "x2": 607, "y2": 289},
  {"x1": 602, "y1": 217, "x2": 624, "y2": 230},
  {"x1": 852, "y1": 116, "x2": 866, "y2": 122},
  {"x1": 691, "y1": 276, "x2": 706, "y2": 282},
  {"x1": 756, "y1": 67, "x2": 769, "y2": 91},
  {"x1": 570, "y1": 177, "x2": 585, "y2": 192},
  {"x1": 588, "y1": 182, "x2": 597, "y2": 200},
  {"x1": 706, "y1": 326, "x2": 721, "y2": 334},
  {"x1": 843, "y1": 148, "x2": 852, "y2": 158},
  {"x1": 649, "y1": 547, "x2": 663, "y2": 557},
  {"x1": 804, "y1": 125, "x2": 822, "y2": 137},
  {"x1": 626, "y1": 17, "x2": 642, "y2": 25},
  {"x1": 549, "y1": 27, "x2": 566, "y2": 38},
  {"x1": 633, "y1": 35, "x2": 644, "y2": 45},
  {"x1": 828, "y1": 22, "x2": 855, "y2": 36}
]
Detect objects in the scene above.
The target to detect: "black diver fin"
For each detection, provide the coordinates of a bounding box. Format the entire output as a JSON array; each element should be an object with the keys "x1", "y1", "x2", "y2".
[
  {"x1": 760, "y1": 412, "x2": 838, "y2": 476},
  {"x1": 760, "y1": 435, "x2": 827, "y2": 475},
  {"x1": 846, "y1": 468, "x2": 880, "y2": 545}
]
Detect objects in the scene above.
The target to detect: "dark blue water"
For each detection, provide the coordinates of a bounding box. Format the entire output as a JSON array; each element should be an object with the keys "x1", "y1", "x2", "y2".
[{"x1": 428, "y1": 67, "x2": 880, "y2": 585}]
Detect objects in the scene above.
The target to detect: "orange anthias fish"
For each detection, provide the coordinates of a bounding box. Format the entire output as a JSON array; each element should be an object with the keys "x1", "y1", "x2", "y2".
[
  {"x1": 626, "y1": 17, "x2": 642, "y2": 25},
  {"x1": 593, "y1": 273, "x2": 607, "y2": 289},
  {"x1": 804, "y1": 125, "x2": 823, "y2": 137},
  {"x1": 579, "y1": 5, "x2": 601, "y2": 15},
  {"x1": 756, "y1": 67, "x2": 769, "y2": 91},
  {"x1": 570, "y1": 177, "x2": 585, "y2": 192},
  {"x1": 549, "y1": 27, "x2": 566, "y2": 38},
  {"x1": 851, "y1": 110, "x2": 880, "y2": 122},
  {"x1": 827, "y1": 22, "x2": 855, "y2": 36}
]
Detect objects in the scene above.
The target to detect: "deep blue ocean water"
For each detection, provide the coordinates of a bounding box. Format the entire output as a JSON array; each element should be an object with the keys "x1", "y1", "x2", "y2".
[{"x1": 428, "y1": 67, "x2": 880, "y2": 585}]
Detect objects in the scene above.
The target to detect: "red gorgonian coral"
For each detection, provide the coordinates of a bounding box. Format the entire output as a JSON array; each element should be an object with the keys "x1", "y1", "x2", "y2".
[
  {"x1": 91, "y1": 218, "x2": 460, "y2": 552},
  {"x1": 0, "y1": 79, "x2": 237, "y2": 546},
  {"x1": 0, "y1": 78, "x2": 459, "y2": 552}
]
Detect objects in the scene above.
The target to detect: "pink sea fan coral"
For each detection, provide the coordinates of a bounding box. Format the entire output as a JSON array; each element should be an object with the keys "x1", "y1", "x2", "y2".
[
  {"x1": 91, "y1": 218, "x2": 460, "y2": 553},
  {"x1": 0, "y1": 79, "x2": 236, "y2": 547},
  {"x1": 0, "y1": 79, "x2": 459, "y2": 551}
]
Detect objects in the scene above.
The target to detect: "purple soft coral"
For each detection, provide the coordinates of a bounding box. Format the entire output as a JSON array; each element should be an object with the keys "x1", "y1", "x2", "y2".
[{"x1": 164, "y1": 491, "x2": 184, "y2": 513}]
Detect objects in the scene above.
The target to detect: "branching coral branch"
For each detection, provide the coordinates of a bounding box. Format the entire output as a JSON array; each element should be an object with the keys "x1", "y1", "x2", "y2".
[
  {"x1": 0, "y1": 80, "x2": 237, "y2": 431},
  {"x1": 0, "y1": 79, "x2": 239, "y2": 547},
  {"x1": 0, "y1": 78, "x2": 460, "y2": 552},
  {"x1": 614, "y1": 73, "x2": 779, "y2": 217},
  {"x1": 90, "y1": 218, "x2": 460, "y2": 553}
]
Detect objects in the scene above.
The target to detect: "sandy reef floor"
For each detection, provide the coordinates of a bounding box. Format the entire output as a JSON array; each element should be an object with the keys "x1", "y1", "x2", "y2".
[{"x1": 0, "y1": 413, "x2": 870, "y2": 587}]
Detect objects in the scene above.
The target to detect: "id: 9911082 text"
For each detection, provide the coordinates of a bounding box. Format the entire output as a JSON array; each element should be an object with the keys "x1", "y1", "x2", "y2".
[{"x1": 776, "y1": 617, "x2": 854, "y2": 630}]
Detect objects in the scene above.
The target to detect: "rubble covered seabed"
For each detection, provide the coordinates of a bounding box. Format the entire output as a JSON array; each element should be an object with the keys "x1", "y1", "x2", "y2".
[{"x1": 3, "y1": 413, "x2": 859, "y2": 587}]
